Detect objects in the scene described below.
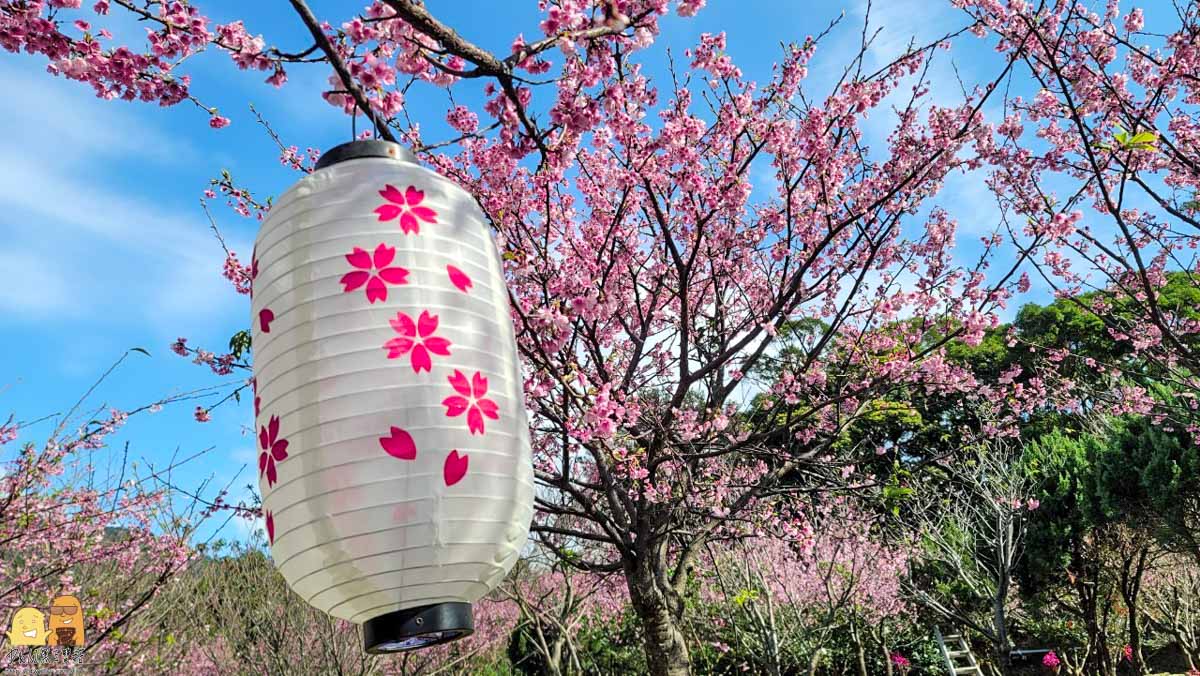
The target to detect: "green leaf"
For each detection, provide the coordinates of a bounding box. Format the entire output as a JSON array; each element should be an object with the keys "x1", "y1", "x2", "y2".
[
  {"x1": 732, "y1": 588, "x2": 759, "y2": 606},
  {"x1": 1110, "y1": 126, "x2": 1157, "y2": 151},
  {"x1": 228, "y1": 330, "x2": 252, "y2": 359}
]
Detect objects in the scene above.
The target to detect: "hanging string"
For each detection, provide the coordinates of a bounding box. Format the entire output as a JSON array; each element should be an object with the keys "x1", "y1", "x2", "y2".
[{"x1": 350, "y1": 99, "x2": 383, "y2": 140}]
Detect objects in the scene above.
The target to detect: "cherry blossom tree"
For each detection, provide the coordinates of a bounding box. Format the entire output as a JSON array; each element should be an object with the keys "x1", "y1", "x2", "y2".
[
  {"x1": 0, "y1": 352, "x2": 217, "y2": 673},
  {"x1": 697, "y1": 500, "x2": 911, "y2": 676},
  {"x1": 959, "y1": 0, "x2": 1200, "y2": 439},
  {"x1": 1, "y1": 1, "x2": 1065, "y2": 673},
  {"x1": 499, "y1": 551, "x2": 628, "y2": 675},
  {"x1": 172, "y1": 537, "x2": 519, "y2": 675}
]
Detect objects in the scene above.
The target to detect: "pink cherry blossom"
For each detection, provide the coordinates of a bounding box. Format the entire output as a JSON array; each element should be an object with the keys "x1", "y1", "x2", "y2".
[
  {"x1": 442, "y1": 370, "x2": 499, "y2": 435},
  {"x1": 258, "y1": 414, "x2": 289, "y2": 487},
  {"x1": 384, "y1": 310, "x2": 451, "y2": 372},
  {"x1": 223, "y1": 251, "x2": 252, "y2": 295},
  {"x1": 339, "y1": 243, "x2": 408, "y2": 303},
  {"x1": 193, "y1": 406, "x2": 210, "y2": 423},
  {"x1": 374, "y1": 184, "x2": 437, "y2": 235}
]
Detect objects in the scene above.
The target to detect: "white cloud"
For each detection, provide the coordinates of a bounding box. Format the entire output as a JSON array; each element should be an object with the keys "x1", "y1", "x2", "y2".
[
  {"x1": 0, "y1": 58, "x2": 249, "y2": 334},
  {"x1": 0, "y1": 248, "x2": 71, "y2": 318}
]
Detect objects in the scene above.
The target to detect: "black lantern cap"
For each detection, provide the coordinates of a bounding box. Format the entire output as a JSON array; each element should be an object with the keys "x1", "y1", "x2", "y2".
[
  {"x1": 363, "y1": 602, "x2": 474, "y2": 653},
  {"x1": 315, "y1": 139, "x2": 416, "y2": 170}
]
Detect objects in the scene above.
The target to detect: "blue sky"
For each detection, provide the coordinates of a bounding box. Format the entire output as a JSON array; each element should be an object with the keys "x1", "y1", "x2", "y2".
[{"x1": 0, "y1": 0, "x2": 1172, "y2": 542}]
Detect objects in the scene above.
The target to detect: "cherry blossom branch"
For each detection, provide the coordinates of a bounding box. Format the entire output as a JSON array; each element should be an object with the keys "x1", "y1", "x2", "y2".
[{"x1": 287, "y1": 0, "x2": 397, "y2": 141}]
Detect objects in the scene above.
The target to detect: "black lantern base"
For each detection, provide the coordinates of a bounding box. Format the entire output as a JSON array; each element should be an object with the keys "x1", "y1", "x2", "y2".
[{"x1": 363, "y1": 602, "x2": 474, "y2": 653}]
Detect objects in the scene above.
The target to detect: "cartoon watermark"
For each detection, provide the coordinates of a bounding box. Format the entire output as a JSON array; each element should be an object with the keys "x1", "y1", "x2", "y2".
[
  {"x1": 3, "y1": 594, "x2": 87, "y2": 673},
  {"x1": 47, "y1": 596, "x2": 84, "y2": 647}
]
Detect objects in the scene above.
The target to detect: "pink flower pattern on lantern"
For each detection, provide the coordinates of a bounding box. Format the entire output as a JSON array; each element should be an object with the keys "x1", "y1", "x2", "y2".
[
  {"x1": 378, "y1": 426, "x2": 417, "y2": 460},
  {"x1": 258, "y1": 308, "x2": 274, "y2": 333},
  {"x1": 384, "y1": 310, "x2": 452, "y2": 373},
  {"x1": 258, "y1": 414, "x2": 289, "y2": 487},
  {"x1": 340, "y1": 243, "x2": 409, "y2": 303},
  {"x1": 265, "y1": 510, "x2": 275, "y2": 545},
  {"x1": 250, "y1": 246, "x2": 259, "y2": 299},
  {"x1": 444, "y1": 450, "x2": 469, "y2": 486},
  {"x1": 447, "y1": 264, "x2": 472, "y2": 292},
  {"x1": 345, "y1": 186, "x2": 481, "y2": 488},
  {"x1": 443, "y1": 370, "x2": 499, "y2": 435},
  {"x1": 374, "y1": 184, "x2": 437, "y2": 235}
]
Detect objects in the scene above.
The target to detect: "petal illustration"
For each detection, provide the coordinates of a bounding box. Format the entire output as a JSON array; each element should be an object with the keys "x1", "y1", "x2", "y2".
[
  {"x1": 471, "y1": 372, "x2": 488, "y2": 398},
  {"x1": 384, "y1": 337, "x2": 415, "y2": 358},
  {"x1": 404, "y1": 186, "x2": 424, "y2": 206},
  {"x1": 366, "y1": 276, "x2": 388, "y2": 303},
  {"x1": 400, "y1": 212, "x2": 419, "y2": 235},
  {"x1": 377, "y1": 267, "x2": 409, "y2": 284},
  {"x1": 379, "y1": 184, "x2": 406, "y2": 204},
  {"x1": 390, "y1": 312, "x2": 416, "y2": 336},
  {"x1": 443, "y1": 395, "x2": 469, "y2": 417},
  {"x1": 476, "y1": 398, "x2": 500, "y2": 419},
  {"x1": 372, "y1": 243, "x2": 396, "y2": 268},
  {"x1": 448, "y1": 370, "x2": 472, "y2": 397},
  {"x1": 379, "y1": 426, "x2": 417, "y2": 460},
  {"x1": 467, "y1": 407, "x2": 485, "y2": 435},
  {"x1": 258, "y1": 308, "x2": 274, "y2": 333},
  {"x1": 417, "y1": 311, "x2": 438, "y2": 337},
  {"x1": 271, "y1": 439, "x2": 289, "y2": 462},
  {"x1": 447, "y1": 265, "x2": 473, "y2": 292},
  {"x1": 411, "y1": 206, "x2": 437, "y2": 223},
  {"x1": 424, "y1": 336, "x2": 451, "y2": 356},
  {"x1": 443, "y1": 450, "x2": 468, "y2": 486},
  {"x1": 346, "y1": 247, "x2": 372, "y2": 269},
  {"x1": 341, "y1": 270, "x2": 370, "y2": 292},
  {"x1": 374, "y1": 204, "x2": 402, "y2": 221},
  {"x1": 411, "y1": 344, "x2": 431, "y2": 373},
  {"x1": 268, "y1": 415, "x2": 280, "y2": 445}
]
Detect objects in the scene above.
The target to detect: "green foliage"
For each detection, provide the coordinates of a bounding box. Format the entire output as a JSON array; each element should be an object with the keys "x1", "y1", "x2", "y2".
[
  {"x1": 1100, "y1": 125, "x2": 1158, "y2": 152},
  {"x1": 228, "y1": 329, "x2": 252, "y2": 359}
]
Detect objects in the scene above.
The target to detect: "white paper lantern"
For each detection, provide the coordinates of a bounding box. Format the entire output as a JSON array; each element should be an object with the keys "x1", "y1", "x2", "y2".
[{"x1": 250, "y1": 140, "x2": 534, "y2": 652}]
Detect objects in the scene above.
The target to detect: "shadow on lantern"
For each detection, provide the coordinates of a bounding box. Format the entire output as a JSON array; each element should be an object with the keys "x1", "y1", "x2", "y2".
[{"x1": 253, "y1": 139, "x2": 535, "y2": 655}]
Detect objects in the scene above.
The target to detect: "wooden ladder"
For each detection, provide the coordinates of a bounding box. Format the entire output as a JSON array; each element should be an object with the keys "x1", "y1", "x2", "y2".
[{"x1": 935, "y1": 627, "x2": 984, "y2": 675}]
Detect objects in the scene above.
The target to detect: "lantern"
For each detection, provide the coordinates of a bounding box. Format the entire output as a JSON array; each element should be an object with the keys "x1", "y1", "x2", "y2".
[{"x1": 250, "y1": 140, "x2": 534, "y2": 653}]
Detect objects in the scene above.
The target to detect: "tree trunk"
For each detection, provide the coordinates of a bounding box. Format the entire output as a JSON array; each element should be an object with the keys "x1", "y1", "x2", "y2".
[
  {"x1": 849, "y1": 621, "x2": 867, "y2": 676},
  {"x1": 1119, "y1": 546, "x2": 1149, "y2": 675},
  {"x1": 874, "y1": 625, "x2": 893, "y2": 676},
  {"x1": 992, "y1": 593, "x2": 1011, "y2": 676},
  {"x1": 627, "y1": 562, "x2": 691, "y2": 676}
]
